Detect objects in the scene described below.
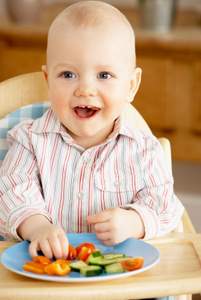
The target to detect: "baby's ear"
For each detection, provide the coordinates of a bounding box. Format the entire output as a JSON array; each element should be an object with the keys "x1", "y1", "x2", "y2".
[
  {"x1": 129, "y1": 67, "x2": 142, "y2": 102},
  {"x1": 41, "y1": 65, "x2": 48, "y2": 81}
]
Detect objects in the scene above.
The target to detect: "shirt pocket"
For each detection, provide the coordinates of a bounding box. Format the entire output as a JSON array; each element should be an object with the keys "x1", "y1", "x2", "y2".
[{"x1": 94, "y1": 170, "x2": 133, "y2": 193}]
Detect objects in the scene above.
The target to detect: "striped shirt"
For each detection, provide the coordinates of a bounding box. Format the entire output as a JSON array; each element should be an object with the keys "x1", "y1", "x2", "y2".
[{"x1": 0, "y1": 108, "x2": 183, "y2": 240}]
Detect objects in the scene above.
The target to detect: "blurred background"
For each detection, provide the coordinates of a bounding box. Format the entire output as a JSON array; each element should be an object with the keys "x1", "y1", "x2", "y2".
[{"x1": 0, "y1": 0, "x2": 201, "y2": 230}]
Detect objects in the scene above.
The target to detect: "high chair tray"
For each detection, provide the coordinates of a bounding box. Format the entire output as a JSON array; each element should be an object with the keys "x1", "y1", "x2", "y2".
[
  {"x1": 0, "y1": 233, "x2": 201, "y2": 300},
  {"x1": 0, "y1": 233, "x2": 160, "y2": 282}
]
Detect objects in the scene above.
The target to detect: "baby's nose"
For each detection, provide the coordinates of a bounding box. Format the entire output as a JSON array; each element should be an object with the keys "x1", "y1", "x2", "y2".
[{"x1": 74, "y1": 83, "x2": 97, "y2": 97}]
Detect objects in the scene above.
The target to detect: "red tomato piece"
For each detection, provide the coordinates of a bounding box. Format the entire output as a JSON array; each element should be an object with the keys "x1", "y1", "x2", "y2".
[
  {"x1": 121, "y1": 257, "x2": 144, "y2": 271},
  {"x1": 77, "y1": 246, "x2": 92, "y2": 261},
  {"x1": 76, "y1": 242, "x2": 96, "y2": 261},
  {"x1": 67, "y1": 244, "x2": 77, "y2": 260},
  {"x1": 76, "y1": 242, "x2": 95, "y2": 256}
]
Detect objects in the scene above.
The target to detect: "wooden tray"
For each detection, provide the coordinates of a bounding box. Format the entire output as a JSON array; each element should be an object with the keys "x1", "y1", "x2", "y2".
[{"x1": 1, "y1": 233, "x2": 201, "y2": 300}]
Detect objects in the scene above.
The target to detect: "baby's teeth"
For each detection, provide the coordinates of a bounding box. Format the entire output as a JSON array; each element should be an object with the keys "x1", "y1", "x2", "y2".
[{"x1": 77, "y1": 105, "x2": 99, "y2": 110}]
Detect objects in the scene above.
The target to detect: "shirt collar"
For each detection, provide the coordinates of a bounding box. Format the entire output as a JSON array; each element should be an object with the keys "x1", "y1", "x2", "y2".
[
  {"x1": 31, "y1": 107, "x2": 137, "y2": 141},
  {"x1": 31, "y1": 108, "x2": 71, "y2": 138}
]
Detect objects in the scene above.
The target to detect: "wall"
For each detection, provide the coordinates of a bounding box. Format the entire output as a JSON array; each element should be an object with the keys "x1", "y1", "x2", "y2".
[
  {"x1": 1, "y1": 0, "x2": 201, "y2": 16},
  {"x1": 42, "y1": 0, "x2": 201, "y2": 8},
  {"x1": 173, "y1": 162, "x2": 201, "y2": 232}
]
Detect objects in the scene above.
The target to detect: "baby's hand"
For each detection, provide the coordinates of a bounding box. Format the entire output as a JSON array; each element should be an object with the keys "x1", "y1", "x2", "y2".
[
  {"x1": 87, "y1": 207, "x2": 145, "y2": 246},
  {"x1": 29, "y1": 223, "x2": 69, "y2": 259}
]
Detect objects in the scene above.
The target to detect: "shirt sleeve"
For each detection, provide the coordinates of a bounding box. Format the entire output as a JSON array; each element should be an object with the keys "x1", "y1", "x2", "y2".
[
  {"x1": 0, "y1": 122, "x2": 51, "y2": 241},
  {"x1": 124, "y1": 134, "x2": 184, "y2": 239}
]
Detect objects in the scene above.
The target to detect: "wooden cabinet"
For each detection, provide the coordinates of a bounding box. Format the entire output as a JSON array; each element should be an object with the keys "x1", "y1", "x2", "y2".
[
  {"x1": 0, "y1": 9, "x2": 201, "y2": 162},
  {"x1": 0, "y1": 24, "x2": 46, "y2": 80},
  {"x1": 135, "y1": 56, "x2": 176, "y2": 131},
  {"x1": 0, "y1": 45, "x2": 45, "y2": 79},
  {"x1": 132, "y1": 30, "x2": 201, "y2": 162},
  {"x1": 192, "y1": 61, "x2": 201, "y2": 134}
]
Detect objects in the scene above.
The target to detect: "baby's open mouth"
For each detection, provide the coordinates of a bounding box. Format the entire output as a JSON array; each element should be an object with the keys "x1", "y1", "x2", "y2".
[{"x1": 73, "y1": 105, "x2": 100, "y2": 118}]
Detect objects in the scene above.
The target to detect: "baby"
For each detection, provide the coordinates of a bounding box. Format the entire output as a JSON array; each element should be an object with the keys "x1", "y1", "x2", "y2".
[{"x1": 0, "y1": 1, "x2": 183, "y2": 259}]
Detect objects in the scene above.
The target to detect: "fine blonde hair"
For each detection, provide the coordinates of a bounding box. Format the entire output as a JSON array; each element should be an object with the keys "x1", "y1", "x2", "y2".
[{"x1": 47, "y1": 1, "x2": 136, "y2": 66}]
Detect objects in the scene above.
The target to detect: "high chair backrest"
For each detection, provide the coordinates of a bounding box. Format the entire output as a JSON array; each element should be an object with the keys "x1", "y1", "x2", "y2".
[
  {"x1": 0, "y1": 72, "x2": 195, "y2": 234},
  {"x1": 0, "y1": 72, "x2": 169, "y2": 165},
  {"x1": 0, "y1": 72, "x2": 48, "y2": 119}
]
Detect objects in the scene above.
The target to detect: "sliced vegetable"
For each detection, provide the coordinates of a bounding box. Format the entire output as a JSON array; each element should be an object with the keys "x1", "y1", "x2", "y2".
[
  {"x1": 44, "y1": 259, "x2": 71, "y2": 276},
  {"x1": 90, "y1": 250, "x2": 102, "y2": 257},
  {"x1": 67, "y1": 244, "x2": 77, "y2": 260},
  {"x1": 22, "y1": 241, "x2": 144, "y2": 277},
  {"x1": 86, "y1": 250, "x2": 102, "y2": 262},
  {"x1": 55, "y1": 259, "x2": 71, "y2": 265},
  {"x1": 87, "y1": 252, "x2": 129, "y2": 266},
  {"x1": 121, "y1": 257, "x2": 144, "y2": 271},
  {"x1": 77, "y1": 246, "x2": 90, "y2": 261},
  {"x1": 33, "y1": 256, "x2": 51, "y2": 265},
  {"x1": 23, "y1": 261, "x2": 45, "y2": 274},
  {"x1": 76, "y1": 242, "x2": 96, "y2": 261},
  {"x1": 104, "y1": 262, "x2": 125, "y2": 274},
  {"x1": 103, "y1": 253, "x2": 125, "y2": 260},
  {"x1": 76, "y1": 243, "x2": 95, "y2": 254},
  {"x1": 70, "y1": 260, "x2": 88, "y2": 272},
  {"x1": 87, "y1": 251, "x2": 103, "y2": 265},
  {"x1": 80, "y1": 265, "x2": 102, "y2": 277}
]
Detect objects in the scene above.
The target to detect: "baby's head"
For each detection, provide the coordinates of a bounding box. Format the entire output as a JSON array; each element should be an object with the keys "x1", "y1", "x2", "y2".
[{"x1": 43, "y1": 1, "x2": 141, "y2": 148}]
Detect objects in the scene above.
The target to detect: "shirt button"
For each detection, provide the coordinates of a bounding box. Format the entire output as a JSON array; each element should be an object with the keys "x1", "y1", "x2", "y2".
[
  {"x1": 83, "y1": 156, "x2": 89, "y2": 162},
  {"x1": 80, "y1": 156, "x2": 87, "y2": 163},
  {"x1": 78, "y1": 192, "x2": 84, "y2": 199}
]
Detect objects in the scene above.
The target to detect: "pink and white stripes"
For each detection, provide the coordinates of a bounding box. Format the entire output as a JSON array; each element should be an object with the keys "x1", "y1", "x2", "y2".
[{"x1": 0, "y1": 108, "x2": 183, "y2": 240}]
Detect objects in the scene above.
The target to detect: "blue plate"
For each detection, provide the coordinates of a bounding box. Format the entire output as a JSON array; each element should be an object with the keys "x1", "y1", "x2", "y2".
[{"x1": 0, "y1": 233, "x2": 160, "y2": 282}]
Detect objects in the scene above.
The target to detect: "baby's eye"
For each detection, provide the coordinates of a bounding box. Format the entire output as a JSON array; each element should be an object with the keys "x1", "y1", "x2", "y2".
[
  {"x1": 97, "y1": 72, "x2": 112, "y2": 80},
  {"x1": 61, "y1": 71, "x2": 76, "y2": 79}
]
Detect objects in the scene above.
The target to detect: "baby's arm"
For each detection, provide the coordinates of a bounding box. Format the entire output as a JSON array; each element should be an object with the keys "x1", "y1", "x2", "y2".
[
  {"x1": 18, "y1": 214, "x2": 69, "y2": 259},
  {"x1": 0, "y1": 122, "x2": 68, "y2": 259},
  {"x1": 128, "y1": 135, "x2": 184, "y2": 239},
  {"x1": 88, "y1": 134, "x2": 184, "y2": 244}
]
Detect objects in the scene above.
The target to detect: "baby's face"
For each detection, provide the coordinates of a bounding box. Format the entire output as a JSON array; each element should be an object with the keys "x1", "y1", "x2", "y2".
[{"x1": 44, "y1": 23, "x2": 140, "y2": 147}]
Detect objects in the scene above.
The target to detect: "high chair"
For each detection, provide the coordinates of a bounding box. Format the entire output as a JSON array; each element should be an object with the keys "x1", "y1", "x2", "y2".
[
  {"x1": 0, "y1": 71, "x2": 195, "y2": 233},
  {"x1": 0, "y1": 72, "x2": 196, "y2": 300}
]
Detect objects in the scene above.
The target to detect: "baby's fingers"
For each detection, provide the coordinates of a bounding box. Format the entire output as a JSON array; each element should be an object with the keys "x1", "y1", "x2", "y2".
[
  {"x1": 41, "y1": 239, "x2": 55, "y2": 259},
  {"x1": 87, "y1": 210, "x2": 111, "y2": 224},
  {"x1": 29, "y1": 239, "x2": 39, "y2": 258},
  {"x1": 48, "y1": 235, "x2": 64, "y2": 259},
  {"x1": 96, "y1": 231, "x2": 111, "y2": 242},
  {"x1": 94, "y1": 221, "x2": 110, "y2": 233},
  {"x1": 58, "y1": 233, "x2": 69, "y2": 259},
  {"x1": 29, "y1": 239, "x2": 53, "y2": 259}
]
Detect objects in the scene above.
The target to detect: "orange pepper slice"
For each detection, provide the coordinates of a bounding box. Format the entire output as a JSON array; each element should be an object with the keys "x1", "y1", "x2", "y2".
[
  {"x1": 55, "y1": 259, "x2": 71, "y2": 264},
  {"x1": 33, "y1": 256, "x2": 51, "y2": 265},
  {"x1": 23, "y1": 261, "x2": 45, "y2": 274},
  {"x1": 44, "y1": 260, "x2": 71, "y2": 276}
]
